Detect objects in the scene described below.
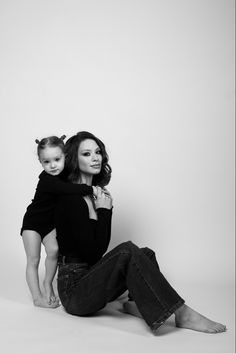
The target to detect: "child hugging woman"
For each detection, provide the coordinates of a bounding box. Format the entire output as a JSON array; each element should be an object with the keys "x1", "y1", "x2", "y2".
[{"x1": 21, "y1": 135, "x2": 98, "y2": 308}]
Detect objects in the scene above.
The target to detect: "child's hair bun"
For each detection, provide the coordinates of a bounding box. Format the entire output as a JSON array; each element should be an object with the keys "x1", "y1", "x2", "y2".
[
  {"x1": 60, "y1": 135, "x2": 66, "y2": 141},
  {"x1": 35, "y1": 139, "x2": 40, "y2": 144}
]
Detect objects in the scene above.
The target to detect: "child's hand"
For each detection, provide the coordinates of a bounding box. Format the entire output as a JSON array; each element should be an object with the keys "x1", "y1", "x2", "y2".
[
  {"x1": 92, "y1": 186, "x2": 98, "y2": 197},
  {"x1": 92, "y1": 186, "x2": 102, "y2": 198}
]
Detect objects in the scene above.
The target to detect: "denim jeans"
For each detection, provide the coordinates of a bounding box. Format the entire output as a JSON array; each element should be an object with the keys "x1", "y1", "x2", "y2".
[{"x1": 57, "y1": 241, "x2": 185, "y2": 331}]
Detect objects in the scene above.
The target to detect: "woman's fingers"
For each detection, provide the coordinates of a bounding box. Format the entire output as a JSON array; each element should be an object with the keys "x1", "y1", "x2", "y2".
[
  {"x1": 95, "y1": 187, "x2": 112, "y2": 206},
  {"x1": 101, "y1": 187, "x2": 111, "y2": 197},
  {"x1": 103, "y1": 189, "x2": 111, "y2": 197},
  {"x1": 94, "y1": 187, "x2": 113, "y2": 209},
  {"x1": 105, "y1": 193, "x2": 112, "y2": 201}
]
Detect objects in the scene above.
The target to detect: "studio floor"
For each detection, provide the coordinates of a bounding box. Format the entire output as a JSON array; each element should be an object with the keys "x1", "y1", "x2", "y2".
[{"x1": 0, "y1": 274, "x2": 234, "y2": 353}]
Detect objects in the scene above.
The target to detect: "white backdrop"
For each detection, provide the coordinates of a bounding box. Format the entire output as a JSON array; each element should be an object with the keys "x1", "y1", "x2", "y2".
[{"x1": 0, "y1": 0, "x2": 234, "y2": 295}]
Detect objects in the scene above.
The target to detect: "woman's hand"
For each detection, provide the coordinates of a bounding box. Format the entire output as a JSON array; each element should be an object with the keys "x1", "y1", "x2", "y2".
[{"x1": 94, "y1": 187, "x2": 113, "y2": 210}]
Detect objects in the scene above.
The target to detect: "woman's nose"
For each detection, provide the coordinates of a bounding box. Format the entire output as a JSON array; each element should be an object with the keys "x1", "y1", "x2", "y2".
[{"x1": 92, "y1": 154, "x2": 98, "y2": 161}]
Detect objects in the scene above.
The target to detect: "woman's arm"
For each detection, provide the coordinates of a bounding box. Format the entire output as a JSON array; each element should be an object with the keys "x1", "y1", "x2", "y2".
[
  {"x1": 92, "y1": 188, "x2": 113, "y2": 257},
  {"x1": 94, "y1": 208, "x2": 113, "y2": 256}
]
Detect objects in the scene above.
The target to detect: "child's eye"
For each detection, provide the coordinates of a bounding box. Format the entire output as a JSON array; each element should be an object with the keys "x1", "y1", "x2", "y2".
[
  {"x1": 55, "y1": 158, "x2": 60, "y2": 161},
  {"x1": 43, "y1": 161, "x2": 49, "y2": 164}
]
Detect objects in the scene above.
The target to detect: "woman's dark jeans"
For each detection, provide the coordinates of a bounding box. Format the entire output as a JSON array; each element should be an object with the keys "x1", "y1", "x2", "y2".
[{"x1": 57, "y1": 241, "x2": 185, "y2": 331}]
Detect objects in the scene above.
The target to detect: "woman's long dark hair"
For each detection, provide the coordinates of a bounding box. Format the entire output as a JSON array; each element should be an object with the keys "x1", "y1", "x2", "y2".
[{"x1": 65, "y1": 131, "x2": 112, "y2": 187}]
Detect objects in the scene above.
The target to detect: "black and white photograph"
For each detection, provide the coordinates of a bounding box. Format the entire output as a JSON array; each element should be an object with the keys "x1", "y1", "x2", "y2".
[{"x1": 0, "y1": 1, "x2": 234, "y2": 352}]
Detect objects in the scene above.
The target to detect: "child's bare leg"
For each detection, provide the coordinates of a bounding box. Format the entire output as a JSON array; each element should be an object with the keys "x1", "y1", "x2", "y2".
[
  {"x1": 22, "y1": 230, "x2": 42, "y2": 302},
  {"x1": 22, "y1": 230, "x2": 58, "y2": 308},
  {"x1": 124, "y1": 300, "x2": 226, "y2": 334},
  {"x1": 42, "y1": 229, "x2": 59, "y2": 305}
]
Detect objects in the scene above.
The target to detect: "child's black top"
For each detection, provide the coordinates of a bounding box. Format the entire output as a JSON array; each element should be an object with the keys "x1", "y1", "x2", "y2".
[
  {"x1": 55, "y1": 193, "x2": 112, "y2": 265},
  {"x1": 21, "y1": 171, "x2": 93, "y2": 239}
]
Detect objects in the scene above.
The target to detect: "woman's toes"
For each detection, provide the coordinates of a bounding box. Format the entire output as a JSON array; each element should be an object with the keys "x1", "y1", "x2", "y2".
[
  {"x1": 220, "y1": 325, "x2": 227, "y2": 332},
  {"x1": 214, "y1": 324, "x2": 226, "y2": 333}
]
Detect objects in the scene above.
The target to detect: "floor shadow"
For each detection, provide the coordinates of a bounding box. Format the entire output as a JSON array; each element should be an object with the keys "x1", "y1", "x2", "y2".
[
  {"x1": 96, "y1": 299, "x2": 179, "y2": 336},
  {"x1": 116, "y1": 300, "x2": 179, "y2": 336}
]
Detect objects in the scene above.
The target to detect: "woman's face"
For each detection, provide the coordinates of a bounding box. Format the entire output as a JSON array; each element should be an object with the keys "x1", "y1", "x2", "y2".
[{"x1": 77, "y1": 139, "x2": 102, "y2": 176}]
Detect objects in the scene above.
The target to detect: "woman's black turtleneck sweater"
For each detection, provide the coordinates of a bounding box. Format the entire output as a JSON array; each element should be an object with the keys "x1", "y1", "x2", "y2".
[{"x1": 55, "y1": 193, "x2": 112, "y2": 265}]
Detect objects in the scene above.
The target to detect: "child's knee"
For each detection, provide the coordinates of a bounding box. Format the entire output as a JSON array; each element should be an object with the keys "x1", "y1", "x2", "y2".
[
  {"x1": 47, "y1": 245, "x2": 59, "y2": 258},
  {"x1": 46, "y1": 241, "x2": 59, "y2": 257},
  {"x1": 27, "y1": 254, "x2": 41, "y2": 267}
]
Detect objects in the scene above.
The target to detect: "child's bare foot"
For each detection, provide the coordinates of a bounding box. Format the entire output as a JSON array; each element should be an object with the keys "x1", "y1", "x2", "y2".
[
  {"x1": 123, "y1": 301, "x2": 143, "y2": 318},
  {"x1": 174, "y1": 304, "x2": 227, "y2": 333},
  {"x1": 33, "y1": 296, "x2": 60, "y2": 309},
  {"x1": 43, "y1": 281, "x2": 59, "y2": 305}
]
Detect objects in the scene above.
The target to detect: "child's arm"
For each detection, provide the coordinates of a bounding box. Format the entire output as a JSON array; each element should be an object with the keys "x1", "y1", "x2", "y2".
[{"x1": 38, "y1": 173, "x2": 97, "y2": 197}]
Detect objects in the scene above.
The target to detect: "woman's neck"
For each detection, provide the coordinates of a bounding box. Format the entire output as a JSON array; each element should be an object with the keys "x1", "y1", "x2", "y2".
[{"x1": 77, "y1": 174, "x2": 93, "y2": 185}]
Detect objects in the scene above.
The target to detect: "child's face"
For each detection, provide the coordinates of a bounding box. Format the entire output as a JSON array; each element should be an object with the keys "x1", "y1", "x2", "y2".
[{"x1": 39, "y1": 146, "x2": 65, "y2": 176}]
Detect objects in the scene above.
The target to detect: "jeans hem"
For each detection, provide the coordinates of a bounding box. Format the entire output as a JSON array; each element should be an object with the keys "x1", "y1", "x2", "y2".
[{"x1": 150, "y1": 299, "x2": 185, "y2": 332}]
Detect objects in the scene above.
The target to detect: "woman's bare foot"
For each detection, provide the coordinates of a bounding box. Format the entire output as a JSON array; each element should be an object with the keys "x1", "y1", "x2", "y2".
[
  {"x1": 174, "y1": 304, "x2": 227, "y2": 333},
  {"x1": 33, "y1": 296, "x2": 60, "y2": 309},
  {"x1": 123, "y1": 301, "x2": 143, "y2": 318}
]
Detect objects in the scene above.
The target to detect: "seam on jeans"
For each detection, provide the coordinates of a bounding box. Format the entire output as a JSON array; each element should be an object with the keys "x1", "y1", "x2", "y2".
[{"x1": 130, "y1": 258, "x2": 169, "y2": 313}]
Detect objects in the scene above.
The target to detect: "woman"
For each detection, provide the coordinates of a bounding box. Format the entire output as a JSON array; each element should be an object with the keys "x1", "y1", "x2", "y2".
[{"x1": 55, "y1": 131, "x2": 226, "y2": 334}]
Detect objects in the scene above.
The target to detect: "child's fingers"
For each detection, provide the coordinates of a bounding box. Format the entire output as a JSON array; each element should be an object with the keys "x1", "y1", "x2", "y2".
[
  {"x1": 50, "y1": 296, "x2": 56, "y2": 303},
  {"x1": 96, "y1": 187, "x2": 103, "y2": 198}
]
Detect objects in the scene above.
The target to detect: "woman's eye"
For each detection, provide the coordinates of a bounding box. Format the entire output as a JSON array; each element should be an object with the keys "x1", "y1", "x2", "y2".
[
  {"x1": 82, "y1": 153, "x2": 90, "y2": 156},
  {"x1": 96, "y1": 150, "x2": 102, "y2": 154}
]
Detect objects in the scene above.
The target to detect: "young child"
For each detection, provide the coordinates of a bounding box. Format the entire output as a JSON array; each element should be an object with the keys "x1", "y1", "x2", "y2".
[{"x1": 21, "y1": 135, "x2": 98, "y2": 308}]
